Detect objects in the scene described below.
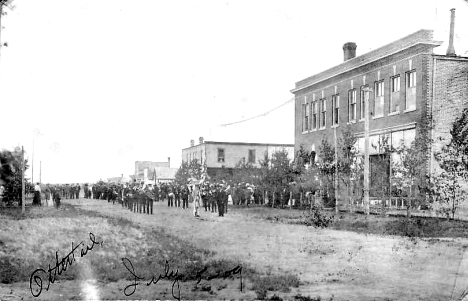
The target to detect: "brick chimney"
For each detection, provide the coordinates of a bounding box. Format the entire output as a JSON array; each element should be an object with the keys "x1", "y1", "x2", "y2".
[
  {"x1": 343, "y1": 42, "x2": 357, "y2": 61},
  {"x1": 167, "y1": 157, "x2": 170, "y2": 167},
  {"x1": 199, "y1": 137, "x2": 204, "y2": 145},
  {"x1": 190, "y1": 140, "x2": 195, "y2": 147},
  {"x1": 446, "y1": 8, "x2": 456, "y2": 57}
]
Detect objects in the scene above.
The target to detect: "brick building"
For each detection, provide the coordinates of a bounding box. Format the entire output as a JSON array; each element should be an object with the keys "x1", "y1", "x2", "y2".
[
  {"x1": 293, "y1": 12, "x2": 468, "y2": 199},
  {"x1": 182, "y1": 138, "x2": 294, "y2": 178}
]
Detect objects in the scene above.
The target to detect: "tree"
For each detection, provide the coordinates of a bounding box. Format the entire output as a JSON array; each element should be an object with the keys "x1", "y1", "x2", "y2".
[
  {"x1": 427, "y1": 110, "x2": 468, "y2": 219},
  {"x1": 393, "y1": 118, "x2": 432, "y2": 219},
  {"x1": 174, "y1": 159, "x2": 203, "y2": 186},
  {"x1": 336, "y1": 126, "x2": 360, "y2": 212},
  {"x1": 0, "y1": 147, "x2": 29, "y2": 205},
  {"x1": 317, "y1": 137, "x2": 336, "y2": 207},
  {"x1": 266, "y1": 149, "x2": 294, "y2": 208}
]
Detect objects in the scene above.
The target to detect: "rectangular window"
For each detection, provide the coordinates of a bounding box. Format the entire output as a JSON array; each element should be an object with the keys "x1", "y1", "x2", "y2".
[
  {"x1": 360, "y1": 85, "x2": 368, "y2": 120},
  {"x1": 248, "y1": 149, "x2": 256, "y2": 164},
  {"x1": 305, "y1": 103, "x2": 310, "y2": 131},
  {"x1": 320, "y1": 98, "x2": 327, "y2": 128},
  {"x1": 348, "y1": 89, "x2": 356, "y2": 122},
  {"x1": 374, "y1": 80, "x2": 384, "y2": 118},
  {"x1": 312, "y1": 101, "x2": 318, "y2": 130},
  {"x1": 217, "y1": 148, "x2": 225, "y2": 163},
  {"x1": 405, "y1": 70, "x2": 416, "y2": 111},
  {"x1": 332, "y1": 94, "x2": 339, "y2": 125},
  {"x1": 390, "y1": 75, "x2": 400, "y2": 113}
]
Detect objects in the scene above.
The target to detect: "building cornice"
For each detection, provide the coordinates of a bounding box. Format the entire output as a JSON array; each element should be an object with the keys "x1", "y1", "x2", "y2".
[{"x1": 292, "y1": 29, "x2": 442, "y2": 94}]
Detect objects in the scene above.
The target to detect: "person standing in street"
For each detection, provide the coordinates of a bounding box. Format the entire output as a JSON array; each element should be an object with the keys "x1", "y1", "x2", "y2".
[
  {"x1": 33, "y1": 183, "x2": 41, "y2": 206},
  {"x1": 192, "y1": 182, "x2": 201, "y2": 217}
]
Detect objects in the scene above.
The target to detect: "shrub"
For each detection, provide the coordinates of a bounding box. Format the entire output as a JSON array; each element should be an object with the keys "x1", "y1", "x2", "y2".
[{"x1": 303, "y1": 205, "x2": 334, "y2": 228}]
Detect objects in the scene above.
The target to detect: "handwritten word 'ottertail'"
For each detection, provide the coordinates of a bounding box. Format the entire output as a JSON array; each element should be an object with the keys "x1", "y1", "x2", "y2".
[{"x1": 29, "y1": 233, "x2": 103, "y2": 297}]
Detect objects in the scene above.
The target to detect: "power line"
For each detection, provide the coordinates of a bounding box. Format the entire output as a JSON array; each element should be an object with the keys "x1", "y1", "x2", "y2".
[{"x1": 219, "y1": 96, "x2": 295, "y2": 127}]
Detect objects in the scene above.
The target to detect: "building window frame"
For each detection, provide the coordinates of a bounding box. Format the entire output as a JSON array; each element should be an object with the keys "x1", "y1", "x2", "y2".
[
  {"x1": 404, "y1": 70, "x2": 417, "y2": 112},
  {"x1": 348, "y1": 89, "x2": 357, "y2": 123},
  {"x1": 332, "y1": 94, "x2": 340, "y2": 126},
  {"x1": 248, "y1": 149, "x2": 256, "y2": 164},
  {"x1": 312, "y1": 100, "x2": 318, "y2": 130},
  {"x1": 389, "y1": 75, "x2": 401, "y2": 115},
  {"x1": 217, "y1": 148, "x2": 225, "y2": 163},
  {"x1": 374, "y1": 80, "x2": 385, "y2": 119},
  {"x1": 319, "y1": 98, "x2": 327, "y2": 129}
]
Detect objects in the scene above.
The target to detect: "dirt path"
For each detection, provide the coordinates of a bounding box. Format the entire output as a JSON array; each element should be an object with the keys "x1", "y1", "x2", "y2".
[{"x1": 69, "y1": 198, "x2": 468, "y2": 301}]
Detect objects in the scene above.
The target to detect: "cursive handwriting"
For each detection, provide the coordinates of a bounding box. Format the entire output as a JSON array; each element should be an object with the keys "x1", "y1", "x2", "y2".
[
  {"x1": 122, "y1": 257, "x2": 181, "y2": 300},
  {"x1": 123, "y1": 258, "x2": 243, "y2": 300},
  {"x1": 29, "y1": 232, "x2": 103, "y2": 297},
  {"x1": 196, "y1": 265, "x2": 243, "y2": 292}
]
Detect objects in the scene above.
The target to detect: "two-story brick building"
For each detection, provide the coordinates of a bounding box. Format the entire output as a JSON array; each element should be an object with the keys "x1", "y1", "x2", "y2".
[
  {"x1": 182, "y1": 137, "x2": 294, "y2": 179},
  {"x1": 293, "y1": 10, "x2": 468, "y2": 200}
]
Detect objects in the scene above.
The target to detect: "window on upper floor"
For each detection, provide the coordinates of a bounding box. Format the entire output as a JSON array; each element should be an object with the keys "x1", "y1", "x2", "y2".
[
  {"x1": 374, "y1": 80, "x2": 384, "y2": 118},
  {"x1": 405, "y1": 70, "x2": 416, "y2": 111},
  {"x1": 348, "y1": 89, "x2": 357, "y2": 122},
  {"x1": 320, "y1": 98, "x2": 327, "y2": 128},
  {"x1": 217, "y1": 148, "x2": 225, "y2": 163},
  {"x1": 312, "y1": 100, "x2": 318, "y2": 130},
  {"x1": 332, "y1": 94, "x2": 340, "y2": 126},
  {"x1": 303, "y1": 103, "x2": 310, "y2": 131},
  {"x1": 390, "y1": 75, "x2": 400, "y2": 113},
  {"x1": 248, "y1": 149, "x2": 256, "y2": 164}
]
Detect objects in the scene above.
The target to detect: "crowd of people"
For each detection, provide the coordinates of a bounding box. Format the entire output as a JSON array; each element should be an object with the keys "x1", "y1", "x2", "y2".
[
  {"x1": 26, "y1": 179, "x2": 315, "y2": 215},
  {"x1": 84, "y1": 179, "x2": 234, "y2": 218},
  {"x1": 31, "y1": 183, "x2": 82, "y2": 208}
]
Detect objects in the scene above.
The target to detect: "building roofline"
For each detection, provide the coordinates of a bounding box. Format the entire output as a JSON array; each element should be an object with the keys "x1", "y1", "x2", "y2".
[
  {"x1": 291, "y1": 29, "x2": 442, "y2": 93},
  {"x1": 432, "y1": 54, "x2": 468, "y2": 61},
  {"x1": 182, "y1": 141, "x2": 294, "y2": 150}
]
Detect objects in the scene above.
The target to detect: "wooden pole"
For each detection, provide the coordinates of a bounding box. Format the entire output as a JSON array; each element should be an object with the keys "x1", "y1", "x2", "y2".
[
  {"x1": 334, "y1": 124, "x2": 339, "y2": 213},
  {"x1": 21, "y1": 145, "x2": 25, "y2": 212},
  {"x1": 364, "y1": 88, "x2": 371, "y2": 215},
  {"x1": 31, "y1": 139, "x2": 34, "y2": 184}
]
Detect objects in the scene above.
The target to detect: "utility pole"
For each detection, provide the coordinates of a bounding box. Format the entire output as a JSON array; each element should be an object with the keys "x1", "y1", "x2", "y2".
[
  {"x1": 334, "y1": 125, "x2": 339, "y2": 214},
  {"x1": 363, "y1": 87, "x2": 373, "y2": 215},
  {"x1": 21, "y1": 145, "x2": 25, "y2": 212},
  {"x1": 31, "y1": 139, "x2": 34, "y2": 184}
]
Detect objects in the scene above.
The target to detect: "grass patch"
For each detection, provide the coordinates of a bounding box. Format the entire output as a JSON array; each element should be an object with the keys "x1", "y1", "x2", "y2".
[
  {"x1": 0, "y1": 203, "x2": 302, "y2": 298},
  {"x1": 252, "y1": 274, "x2": 300, "y2": 299},
  {"x1": 238, "y1": 206, "x2": 468, "y2": 238}
]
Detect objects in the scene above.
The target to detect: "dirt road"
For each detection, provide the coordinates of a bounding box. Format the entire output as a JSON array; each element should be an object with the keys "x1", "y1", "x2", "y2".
[{"x1": 68, "y1": 198, "x2": 468, "y2": 301}]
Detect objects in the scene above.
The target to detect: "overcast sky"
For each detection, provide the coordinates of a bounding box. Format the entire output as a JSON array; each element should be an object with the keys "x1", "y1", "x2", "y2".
[{"x1": 1, "y1": 0, "x2": 467, "y2": 183}]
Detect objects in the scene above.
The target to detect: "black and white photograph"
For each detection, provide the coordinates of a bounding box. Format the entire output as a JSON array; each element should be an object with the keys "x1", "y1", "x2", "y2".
[{"x1": 1, "y1": 0, "x2": 468, "y2": 300}]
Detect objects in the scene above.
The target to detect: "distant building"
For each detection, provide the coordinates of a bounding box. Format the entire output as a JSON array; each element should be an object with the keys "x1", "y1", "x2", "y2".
[
  {"x1": 134, "y1": 158, "x2": 177, "y2": 183},
  {"x1": 107, "y1": 176, "x2": 122, "y2": 184},
  {"x1": 182, "y1": 137, "x2": 294, "y2": 179}
]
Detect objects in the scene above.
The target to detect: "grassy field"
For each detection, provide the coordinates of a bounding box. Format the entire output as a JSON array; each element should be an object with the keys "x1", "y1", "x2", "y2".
[
  {"x1": 0, "y1": 203, "x2": 304, "y2": 300},
  {"x1": 2, "y1": 200, "x2": 468, "y2": 300},
  {"x1": 234, "y1": 205, "x2": 468, "y2": 238}
]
